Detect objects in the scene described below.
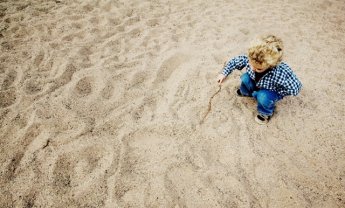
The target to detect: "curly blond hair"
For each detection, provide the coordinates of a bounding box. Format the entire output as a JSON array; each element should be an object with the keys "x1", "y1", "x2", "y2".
[{"x1": 248, "y1": 35, "x2": 284, "y2": 69}]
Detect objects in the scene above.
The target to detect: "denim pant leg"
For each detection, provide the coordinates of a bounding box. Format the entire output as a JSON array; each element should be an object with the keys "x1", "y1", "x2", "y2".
[
  {"x1": 252, "y1": 89, "x2": 282, "y2": 116},
  {"x1": 240, "y1": 73, "x2": 256, "y2": 96}
]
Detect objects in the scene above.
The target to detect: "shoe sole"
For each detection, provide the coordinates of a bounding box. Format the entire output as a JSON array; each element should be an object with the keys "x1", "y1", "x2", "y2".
[
  {"x1": 237, "y1": 89, "x2": 251, "y2": 97},
  {"x1": 255, "y1": 115, "x2": 270, "y2": 125}
]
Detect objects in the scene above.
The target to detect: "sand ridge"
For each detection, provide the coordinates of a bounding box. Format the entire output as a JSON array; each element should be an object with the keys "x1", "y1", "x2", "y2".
[{"x1": 1, "y1": 0, "x2": 345, "y2": 207}]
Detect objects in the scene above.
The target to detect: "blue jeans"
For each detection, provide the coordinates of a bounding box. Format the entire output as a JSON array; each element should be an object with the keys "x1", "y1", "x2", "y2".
[{"x1": 240, "y1": 73, "x2": 282, "y2": 116}]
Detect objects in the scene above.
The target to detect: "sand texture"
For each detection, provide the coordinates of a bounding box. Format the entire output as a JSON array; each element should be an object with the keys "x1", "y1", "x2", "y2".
[{"x1": 1, "y1": 0, "x2": 345, "y2": 207}]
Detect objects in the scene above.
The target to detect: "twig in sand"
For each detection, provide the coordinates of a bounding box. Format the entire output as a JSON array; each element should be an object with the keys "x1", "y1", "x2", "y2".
[
  {"x1": 200, "y1": 85, "x2": 222, "y2": 124},
  {"x1": 42, "y1": 139, "x2": 50, "y2": 149}
]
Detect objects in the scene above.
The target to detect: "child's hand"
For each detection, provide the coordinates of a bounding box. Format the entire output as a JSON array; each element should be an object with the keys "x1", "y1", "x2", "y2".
[{"x1": 217, "y1": 74, "x2": 226, "y2": 84}]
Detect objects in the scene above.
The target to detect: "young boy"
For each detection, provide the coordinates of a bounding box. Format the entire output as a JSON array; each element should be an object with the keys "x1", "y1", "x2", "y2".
[{"x1": 217, "y1": 35, "x2": 302, "y2": 124}]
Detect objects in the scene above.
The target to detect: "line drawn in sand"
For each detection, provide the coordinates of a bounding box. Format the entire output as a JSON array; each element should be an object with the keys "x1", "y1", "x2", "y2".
[{"x1": 200, "y1": 85, "x2": 222, "y2": 124}]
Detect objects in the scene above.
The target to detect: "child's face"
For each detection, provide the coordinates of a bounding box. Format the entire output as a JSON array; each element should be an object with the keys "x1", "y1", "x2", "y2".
[{"x1": 249, "y1": 60, "x2": 268, "y2": 73}]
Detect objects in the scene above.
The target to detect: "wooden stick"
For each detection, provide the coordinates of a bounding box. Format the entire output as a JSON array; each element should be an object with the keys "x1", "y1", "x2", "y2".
[{"x1": 200, "y1": 85, "x2": 222, "y2": 124}]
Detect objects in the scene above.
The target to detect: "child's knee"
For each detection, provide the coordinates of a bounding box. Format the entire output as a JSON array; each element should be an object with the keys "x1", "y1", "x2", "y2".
[
  {"x1": 240, "y1": 73, "x2": 251, "y2": 83},
  {"x1": 256, "y1": 91, "x2": 275, "y2": 107}
]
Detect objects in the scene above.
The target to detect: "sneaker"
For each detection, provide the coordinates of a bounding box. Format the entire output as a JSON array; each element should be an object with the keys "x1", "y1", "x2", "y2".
[
  {"x1": 236, "y1": 89, "x2": 249, "y2": 97},
  {"x1": 255, "y1": 114, "x2": 271, "y2": 125}
]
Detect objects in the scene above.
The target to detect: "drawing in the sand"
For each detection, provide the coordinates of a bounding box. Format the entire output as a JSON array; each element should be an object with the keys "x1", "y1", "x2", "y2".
[{"x1": 200, "y1": 85, "x2": 222, "y2": 124}]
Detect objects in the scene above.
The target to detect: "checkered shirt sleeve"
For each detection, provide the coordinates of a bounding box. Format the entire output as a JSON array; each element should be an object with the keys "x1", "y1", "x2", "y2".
[
  {"x1": 221, "y1": 55, "x2": 248, "y2": 76},
  {"x1": 276, "y1": 64, "x2": 302, "y2": 96}
]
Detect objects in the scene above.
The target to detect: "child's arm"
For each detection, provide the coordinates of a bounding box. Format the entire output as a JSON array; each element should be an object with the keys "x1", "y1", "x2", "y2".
[
  {"x1": 217, "y1": 55, "x2": 248, "y2": 83},
  {"x1": 274, "y1": 64, "x2": 303, "y2": 96},
  {"x1": 282, "y1": 72, "x2": 302, "y2": 96}
]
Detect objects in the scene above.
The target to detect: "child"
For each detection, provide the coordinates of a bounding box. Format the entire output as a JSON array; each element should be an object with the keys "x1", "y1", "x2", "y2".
[{"x1": 217, "y1": 35, "x2": 302, "y2": 124}]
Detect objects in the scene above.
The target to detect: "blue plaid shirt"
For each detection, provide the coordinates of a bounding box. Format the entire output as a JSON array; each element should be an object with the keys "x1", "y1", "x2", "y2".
[{"x1": 222, "y1": 55, "x2": 302, "y2": 97}]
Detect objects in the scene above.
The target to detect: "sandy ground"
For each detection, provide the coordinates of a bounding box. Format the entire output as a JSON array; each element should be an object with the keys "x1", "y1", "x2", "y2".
[{"x1": 0, "y1": 0, "x2": 345, "y2": 207}]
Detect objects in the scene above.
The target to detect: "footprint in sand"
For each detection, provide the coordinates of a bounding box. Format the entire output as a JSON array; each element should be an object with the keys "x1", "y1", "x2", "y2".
[
  {"x1": 33, "y1": 50, "x2": 45, "y2": 68},
  {"x1": 74, "y1": 76, "x2": 93, "y2": 97},
  {"x1": 4, "y1": 152, "x2": 24, "y2": 181},
  {"x1": 3, "y1": 123, "x2": 41, "y2": 181},
  {"x1": 24, "y1": 78, "x2": 43, "y2": 95},
  {"x1": 113, "y1": 126, "x2": 186, "y2": 206},
  {"x1": 152, "y1": 53, "x2": 189, "y2": 87},
  {"x1": 0, "y1": 88, "x2": 16, "y2": 108},
  {"x1": 50, "y1": 63, "x2": 78, "y2": 92},
  {"x1": 146, "y1": 19, "x2": 159, "y2": 27},
  {"x1": 100, "y1": 79, "x2": 114, "y2": 100},
  {"x1": 47, "y1": 135, "x2": 118, "y2": 207},
  {"x1": 0, "y1": 69, "x2": 17, "y2": 108},
  {"x1": 1, "y1": 69, "x2": 17, "y2": 90}
]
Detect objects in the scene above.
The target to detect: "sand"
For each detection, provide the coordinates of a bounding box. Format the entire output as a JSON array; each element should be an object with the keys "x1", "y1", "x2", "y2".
[{"x1": 1, "y1": 0, "x2": 345, "y2": 207}]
